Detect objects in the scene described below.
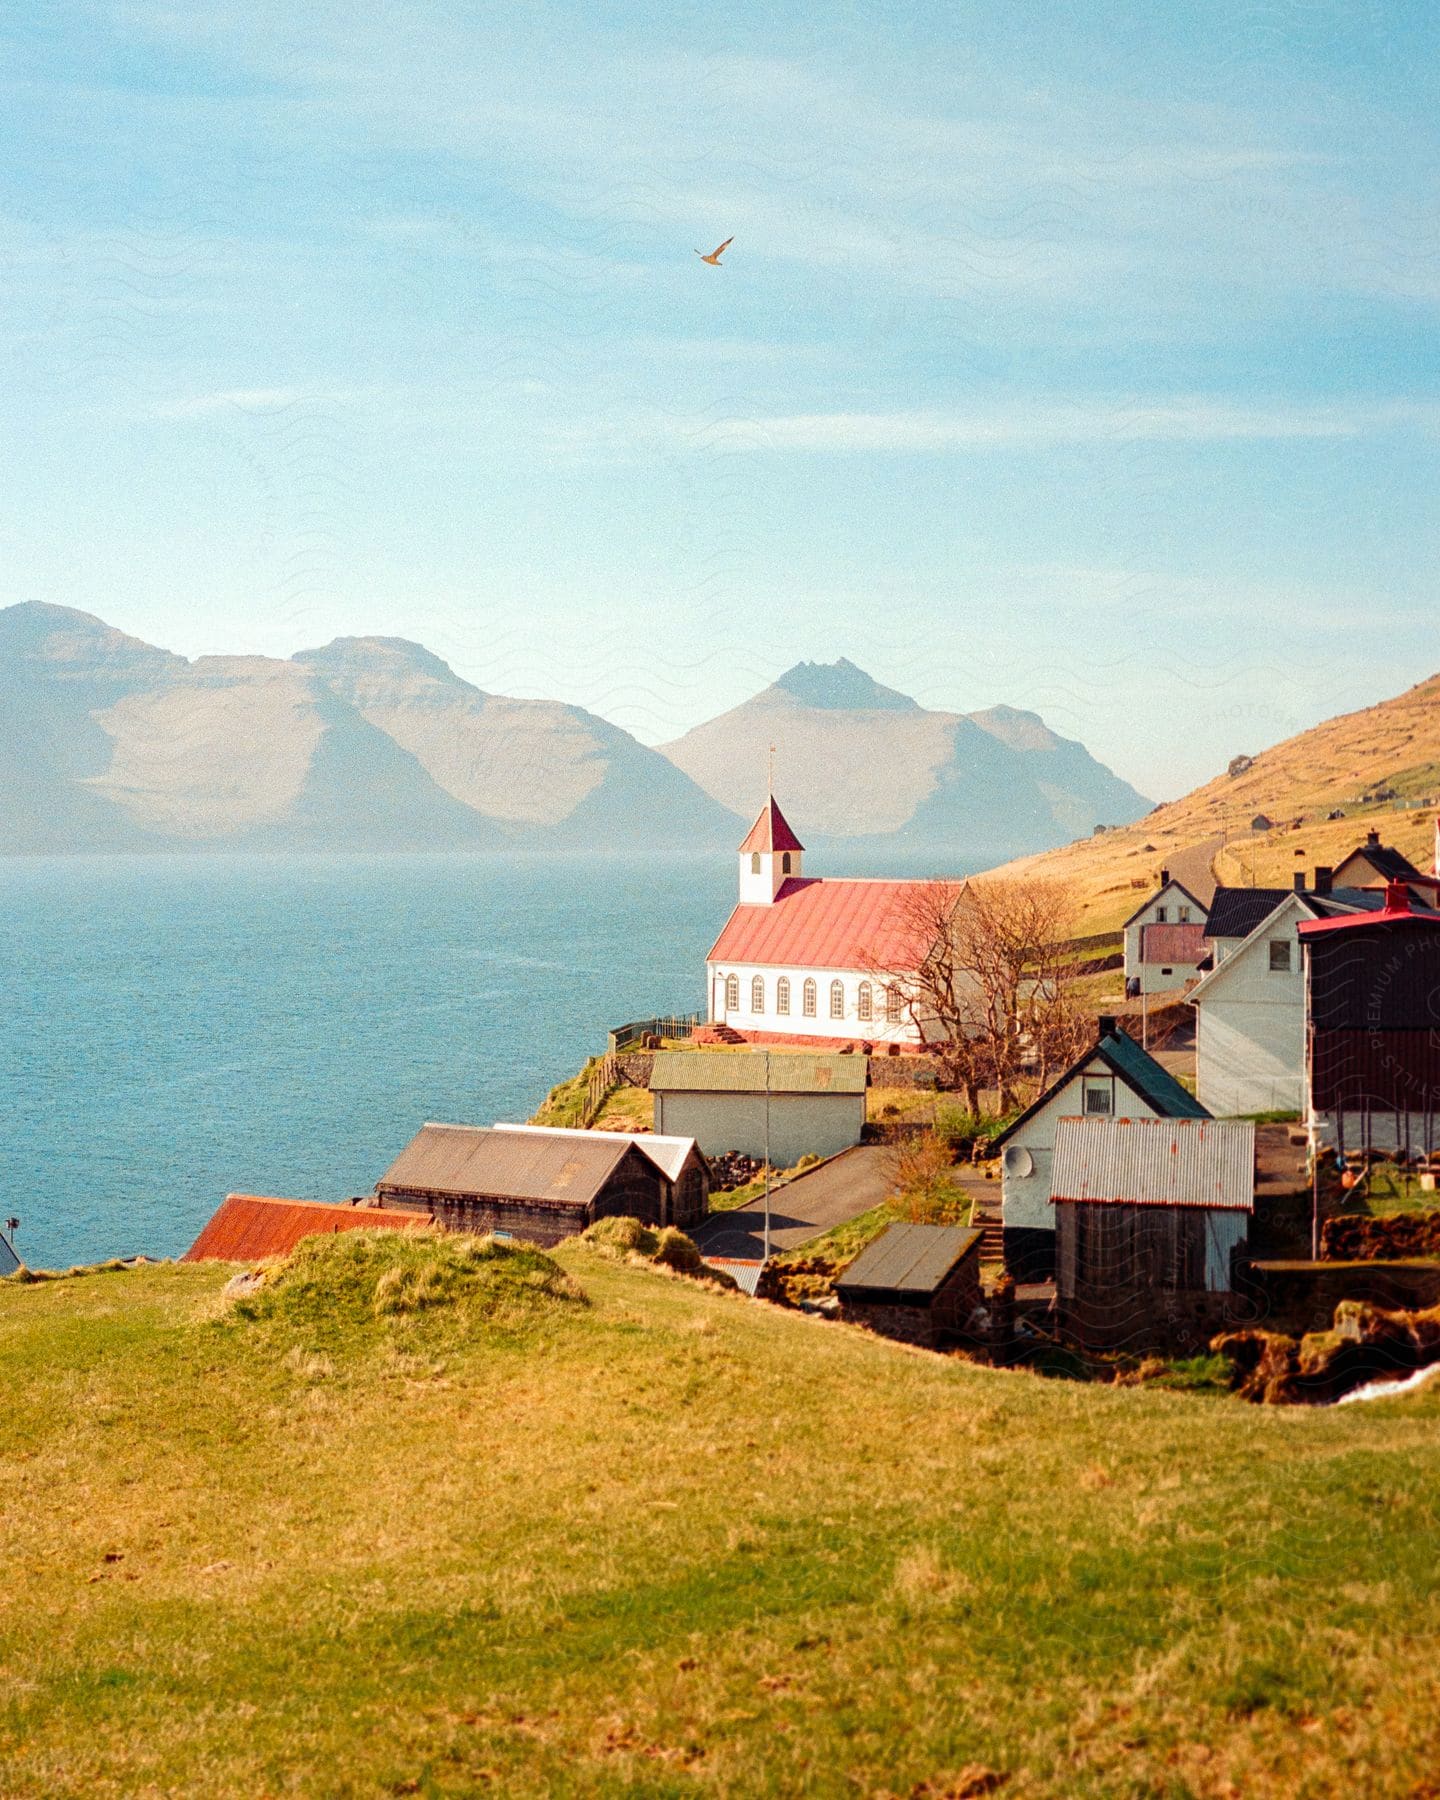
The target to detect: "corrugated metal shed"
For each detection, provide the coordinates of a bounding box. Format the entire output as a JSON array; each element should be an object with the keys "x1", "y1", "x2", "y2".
[
  {"x1": 378, "y1": 1122, "x2": 634, "y2": 1205},
  {"x1": 491, "y1": 1122, "x2": 700, "y2": 1185},
  {"x1": 183, "y1": 1194, "x2": 431, "y2": 1262},
  {"x1": 649, "y1": 1051, "x2": 867, "y2": 1095},
  {"x1": 1051, "y1": 1117, "x2": 1255, "y2": 1211},
  {"x1": 837, "y1": 1222, "x2": 982, "y2": 1298},
  {"x1": 707, "y1": 877, "x2": 943, "y2": 971}
]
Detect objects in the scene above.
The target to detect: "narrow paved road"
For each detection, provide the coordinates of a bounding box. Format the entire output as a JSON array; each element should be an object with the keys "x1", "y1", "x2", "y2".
[
  {"x1": 1165, "y1": 833, "x2": 1225, "y2": 908},
  {"x1": 693, "y1": 1144, "x2": 894, "y2": 1260}
]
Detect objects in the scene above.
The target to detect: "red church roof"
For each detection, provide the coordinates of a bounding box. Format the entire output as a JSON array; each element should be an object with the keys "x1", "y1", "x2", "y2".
[
  {"x1": 738, "y1": 797, "x2": 804, "y2": 855},
  {"x1": 707, "y1": 877, "x2": 942, "y2": 971}
]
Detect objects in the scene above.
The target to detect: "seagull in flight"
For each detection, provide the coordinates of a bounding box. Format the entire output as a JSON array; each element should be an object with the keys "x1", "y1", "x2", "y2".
[{"x1": 695, "y1": 236, "x2": 733, "y2": 266}]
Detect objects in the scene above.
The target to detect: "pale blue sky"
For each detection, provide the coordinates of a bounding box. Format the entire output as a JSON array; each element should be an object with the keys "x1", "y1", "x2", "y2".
[{"x1": 2, "y1": 2, "x2": 1436, "y2": 796}]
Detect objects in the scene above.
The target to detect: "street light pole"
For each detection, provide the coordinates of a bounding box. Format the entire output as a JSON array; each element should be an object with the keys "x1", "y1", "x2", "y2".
[{"x1": 763, "y1": 1048, "x2": 772, "y2": 1264}]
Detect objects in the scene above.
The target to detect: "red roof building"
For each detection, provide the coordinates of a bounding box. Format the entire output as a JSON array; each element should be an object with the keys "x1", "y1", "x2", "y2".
[
  {"x1": 183, "y1": 1194, "x2": 431, "y2": 1262},
  {"x1": 707, "y1": 794, "x2": 958, "y2": 1046}
]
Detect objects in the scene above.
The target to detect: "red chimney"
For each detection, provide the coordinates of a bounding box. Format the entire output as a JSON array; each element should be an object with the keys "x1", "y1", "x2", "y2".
[{"x1": 1385, "y1": 879, "x2": 1412, "y2": 914}]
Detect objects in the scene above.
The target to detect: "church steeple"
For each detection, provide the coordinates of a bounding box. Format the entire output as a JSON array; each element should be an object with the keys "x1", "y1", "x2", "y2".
[{"x1": 738, "y1": 795, "x2": 804, "y2": 904}]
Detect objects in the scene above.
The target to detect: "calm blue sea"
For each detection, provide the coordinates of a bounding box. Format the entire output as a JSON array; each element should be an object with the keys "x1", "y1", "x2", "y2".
[{"x1": 2, "y1": 846, "x2": 976, "y2": 1269}]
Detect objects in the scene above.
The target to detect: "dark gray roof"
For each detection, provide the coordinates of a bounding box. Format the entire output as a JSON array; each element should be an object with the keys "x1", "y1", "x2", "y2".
[
  {"x1": 1120, "y1": 878, "x2": 1208, "y2": 931},
  {"x1": 377, "y1": 1122, "x2": 635, "y2": 1207},
  {"x1": 836, "y1": 1222, "x2": 981, "y2": 1298},
  {"x1": 649, "y1": 1051, "x2": 867, "y2": 1095},
  {"x1": 0, "y1": 1234, "x2": 19, "y2": 1277},
  {"x1": 1341, "y1": 842, "x2": 1428, "y2": 882},
  {"x1": 1203, "y1": 886, "x2": 1293, "y2": 941}
]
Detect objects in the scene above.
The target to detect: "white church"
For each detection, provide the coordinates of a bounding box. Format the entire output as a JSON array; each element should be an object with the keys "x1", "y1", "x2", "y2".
[{"x1": 704, "y1": 796, "x2": 941, "y2": 1047}]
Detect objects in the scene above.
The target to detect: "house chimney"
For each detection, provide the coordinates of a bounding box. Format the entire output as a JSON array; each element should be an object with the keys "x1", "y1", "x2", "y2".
[
  {"x1": 1159, "y1": 867, "x2": 1169, "y2": 886},
  {"x1": 1367, "y1": 827, "x2": 1381, "y2": 848},
  {"x1": 1314, "y1": 866, "x2": 1333, "y2": 894},
  {"x1": 1386, "y1": 879, "x2": 1412, "y2": 914},
  {"x1": 1293, "y1": 871, "x2": 1306, "y2": 891},
  {"x1": 1097, "y1": 1014, "x2": 1116, "y2": 1040}
]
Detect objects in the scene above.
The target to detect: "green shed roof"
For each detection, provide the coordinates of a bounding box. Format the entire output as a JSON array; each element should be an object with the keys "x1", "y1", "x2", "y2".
[{"x1": 648, "y1": 1051, "x2": 868, "y2": 1096}]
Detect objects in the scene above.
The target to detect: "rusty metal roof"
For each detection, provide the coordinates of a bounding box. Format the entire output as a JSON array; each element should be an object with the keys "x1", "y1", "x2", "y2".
[
  {"x1": 707, "y1": 876, "x2": 944, "y2": 972},
  {"x1": 377, "y1": 1122, "x2": 636, "y2": 1206},
  {"x1": 649, "y1": 1050, "x2": 867, "y2": 1095},
  {"x1": 1050, "y1": 1117, "x2": 1255, "y2": 1211},
  {"x1": 183, "y1": 1194, "x2": 431, "y2": 1262},
  {"x1": 1139, "y1": 921, "x2": 1207, "y2": 965},
  {"x1": 836, "y1": 1222, "x2": 981, "y2": 1298}
]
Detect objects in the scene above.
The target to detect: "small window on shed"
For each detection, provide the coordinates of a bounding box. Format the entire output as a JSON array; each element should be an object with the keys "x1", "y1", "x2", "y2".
[
  {"x1": 1082, "y1": 1076, "x2": 1114, "y2": 1116},
  {"x1": 776, "y1": 976, "x2": 791, "y2": 1015},
  {"x1": 857, "y1": 981, "x2": 873, "y2": 1022},
  {"x1": 829, "y1": 980, "x2": 845, "y2": 1020},
  {"x1": 803, "y1": 979, "x2": 817, "y2": 1017},
  {"x1": 725, "y1": 973, "x2": 739, "y2": 1011},
  {"x1": 1269, "y1": 939, "x2": 1292, "y2": 972},
  {"x1": 751, "y1": 974, "x2": 765, "y2": 1013}
]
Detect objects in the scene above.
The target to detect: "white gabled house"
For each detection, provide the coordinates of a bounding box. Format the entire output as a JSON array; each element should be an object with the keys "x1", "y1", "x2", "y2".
[
  {"x1": 1121, "y1": 873, "x2": 1209, "y2": 995},
  {"x1": 990, "y1": 1018, "x2": 1209, "y2": 1282},
  {"x1": 1188, "y1": 890, "x2": 1312, "y2": 1118}
]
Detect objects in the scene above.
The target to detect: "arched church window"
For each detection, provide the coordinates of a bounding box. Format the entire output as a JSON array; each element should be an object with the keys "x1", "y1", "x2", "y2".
[
  {"x1": 829, "y1": 980, "x2": 845, "y2": 1020},
  {"x1": 751, "y1": 975, "x2": 765, "y2": 1013},
  {"x1": 776, "y1": 976, "x2": 790, "y2": 1015},
  {"x1": 725, "y1": 974, "x2": 739, "y2": 1011},
  {"x1": 857, "y1": 981, "x2": 873, "y2": 1022},
  {"x1": 803, "y1": 979, "x2": 817, "y2": 1017},
  {"x1": 751, "y1": 852, "x2": 761, "y2": 875},
  {"x1": 885, "y1": 985, "x2": 903, "y2": 1024},
  {"x1": 781, "y1": 852, "x2": 791, "y2": 873}
]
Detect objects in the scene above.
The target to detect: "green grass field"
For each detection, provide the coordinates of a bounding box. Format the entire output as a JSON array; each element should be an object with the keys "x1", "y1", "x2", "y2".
[{"x1": 3, "y1": 1237, "x2": 1439, "y2": 1798}]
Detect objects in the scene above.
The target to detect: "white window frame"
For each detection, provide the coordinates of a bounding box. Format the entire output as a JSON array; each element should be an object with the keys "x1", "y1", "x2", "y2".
[
  {"x1": 803, "y1": 979, "x2": 817, "y2": 1018},
  {"x1": 776, "y1": 976, "x2": 790, "y2": 1015}
]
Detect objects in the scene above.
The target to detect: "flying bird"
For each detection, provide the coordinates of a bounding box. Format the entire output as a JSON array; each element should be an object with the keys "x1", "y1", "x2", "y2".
[{"x1": 695, "y1": 236, "x2": 733, "y2": 266}]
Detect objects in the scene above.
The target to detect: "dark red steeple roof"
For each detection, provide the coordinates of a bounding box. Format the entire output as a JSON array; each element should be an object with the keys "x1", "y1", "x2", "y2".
[{"x1": 738, "y1": 796, "x2": 804, "y2": 855}]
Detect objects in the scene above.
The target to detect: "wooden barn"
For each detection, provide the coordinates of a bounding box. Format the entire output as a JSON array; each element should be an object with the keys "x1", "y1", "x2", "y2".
[
  {"x1": 1051, "y1": 1116, "x2": 1256, "y2": 1353},
  {"x1": 1299, "y1": 881, "x2": 1440, "y2": 1161},
  {"x1": 375, "y1": 1122, "x2": 693, "y2": 1246},
  {"x1": 835, "y1": 1222, "x2": 982, "y2": 1347}
]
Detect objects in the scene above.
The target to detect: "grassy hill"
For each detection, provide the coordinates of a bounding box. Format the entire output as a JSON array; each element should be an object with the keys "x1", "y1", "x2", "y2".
[
  {"x1": 3, "y1": 1239, "x2": 1439, "y2": 1796},
  {"x1": 985, "y1": 673, "x2": 1440, "y2": 936}
]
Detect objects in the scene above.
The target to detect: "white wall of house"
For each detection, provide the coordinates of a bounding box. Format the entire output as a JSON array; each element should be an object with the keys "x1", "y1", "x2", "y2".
[
  {"x1": 706, "y1": 960, "x2": 921, "y2": 1044},
  {"x1": 1001, "y1": 1056, "x2": 1167, "y2": 1234},
  {"x1": 1122, "y1": 882, "x2": 1208, "y2": 982},
  {"x1": 1191, "y1": 897, "x2": 1306, "y2": 1117},
  {"x1": 1136, "y1": 956, "x2": 1196, "y2": 997}
]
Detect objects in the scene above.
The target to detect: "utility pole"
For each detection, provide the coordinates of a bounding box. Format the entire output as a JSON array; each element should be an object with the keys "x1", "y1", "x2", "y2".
[{"x1": 763, "y1": 1048, "x2": 772, "y2": 1263}]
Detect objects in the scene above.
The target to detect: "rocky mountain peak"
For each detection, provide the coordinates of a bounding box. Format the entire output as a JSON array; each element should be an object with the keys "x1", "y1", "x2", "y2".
[{"x1": 772, "y1": 658, "x2": 919, "y2": 713}]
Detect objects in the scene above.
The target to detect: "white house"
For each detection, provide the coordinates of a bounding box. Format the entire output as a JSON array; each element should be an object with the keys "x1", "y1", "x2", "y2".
[
  {"x1": 990, "y1": 1018, "x2": 1209, "y2": 1281},
  {"x1": 1188, "y1": 891, "x2": 1311, "y2": 1117},
  {"x1": 1121, "y1": 875, "x2": 1209, "y2": 995},
  {"x1": 705, "y1": 797, "x2": 946, "y2": 1046}
]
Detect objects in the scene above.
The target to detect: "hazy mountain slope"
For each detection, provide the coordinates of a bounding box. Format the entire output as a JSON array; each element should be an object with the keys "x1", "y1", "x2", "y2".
[
  {"x1": 659, "y1": 660, "x2": 1149, "y2": 852},
  {"x1": 984, "y1": 671, "x2": 1440, "y2": 933},
  {"x1": 296, "y1": 636, "x2": 740, "y2": 845},
  {"x1": 0, "y1": 604, "x2": 739, "y2": 852}
]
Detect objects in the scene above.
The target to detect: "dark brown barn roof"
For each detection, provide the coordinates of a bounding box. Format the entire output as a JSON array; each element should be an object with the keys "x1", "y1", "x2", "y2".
[
  {"x1": 377, "y1": 1122, "x2": 638, "y2": 1208},
  {"x1": 183, "y1": 1194, "x2": 431, "y2": 1262}
]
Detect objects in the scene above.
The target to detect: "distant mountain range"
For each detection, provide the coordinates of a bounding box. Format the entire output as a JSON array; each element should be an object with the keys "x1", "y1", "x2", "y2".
[
  {"x1": 660, "y1": 658, "x2": 1151, "y2": 857},
  {"x1": 0, "y1": 606, "x2": 1150, "y2": 855}
]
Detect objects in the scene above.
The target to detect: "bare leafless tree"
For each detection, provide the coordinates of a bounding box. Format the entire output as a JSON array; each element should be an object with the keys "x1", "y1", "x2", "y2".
[{"x1": 863, "y1": 876, "x2": 1084, "y2": 1113}]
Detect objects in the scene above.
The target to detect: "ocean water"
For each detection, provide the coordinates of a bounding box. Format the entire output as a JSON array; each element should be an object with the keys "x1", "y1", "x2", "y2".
[
  {"x1": 1, "y1": 845, "x2": 977, "y2": 1269},
  {"x1": 1, "y1": 852, "x2": 737, "y2": 1269}
]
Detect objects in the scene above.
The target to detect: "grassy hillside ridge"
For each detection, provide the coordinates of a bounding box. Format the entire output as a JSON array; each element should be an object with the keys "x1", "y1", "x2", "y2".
[
  {"x1": 2, "y1": 1249, "x2": 1438, "y2": 1796},
  {"x1": 982, "y1": 671, "x2": 1440, "y2": 934}
]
